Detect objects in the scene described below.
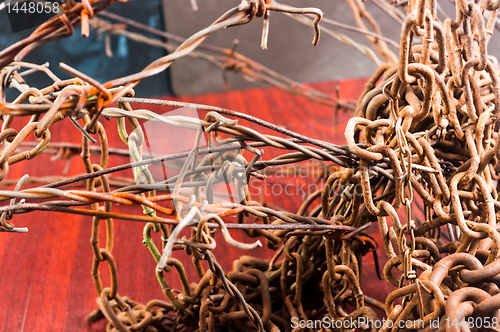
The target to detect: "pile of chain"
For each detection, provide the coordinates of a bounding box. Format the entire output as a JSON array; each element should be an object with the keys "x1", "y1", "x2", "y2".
[
  {"x1": 343, "y1": 0, "x2": 500, "y2": 330},
  {"x1": 2, "y1": 0, "x2": 500, "y2": 331}
]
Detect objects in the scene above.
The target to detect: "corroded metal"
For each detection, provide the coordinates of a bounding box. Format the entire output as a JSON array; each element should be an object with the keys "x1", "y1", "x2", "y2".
[{"x1": 1, "y1": 0, "x2": 500, "y2": 331}]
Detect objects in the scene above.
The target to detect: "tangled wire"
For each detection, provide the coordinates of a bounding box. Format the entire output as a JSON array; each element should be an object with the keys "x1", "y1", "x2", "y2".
[{"x1": 2, "y1": 0, "x2": 500, "y2": 331}]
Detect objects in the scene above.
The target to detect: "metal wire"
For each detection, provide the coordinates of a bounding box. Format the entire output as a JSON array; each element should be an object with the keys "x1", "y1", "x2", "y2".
[{"x1": 2, "y1": 0, "x2": 500, "y2": 331}]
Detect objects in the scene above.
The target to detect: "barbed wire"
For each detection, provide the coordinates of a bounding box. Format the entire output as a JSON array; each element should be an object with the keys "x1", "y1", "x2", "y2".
[{"x1": 2, "y1": 0, "x2": 500, "y2": 331}]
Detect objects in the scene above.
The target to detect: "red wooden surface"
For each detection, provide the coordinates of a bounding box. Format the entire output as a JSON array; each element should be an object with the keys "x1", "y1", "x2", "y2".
[{"x1": 0, "y1": 78, "x2": 393, "y2": 331}]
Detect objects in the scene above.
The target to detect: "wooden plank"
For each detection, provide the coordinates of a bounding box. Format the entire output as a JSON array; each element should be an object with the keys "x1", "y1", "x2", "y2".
[{"x1": 0, "y1": 79, "x2": 392, "y2": 331}]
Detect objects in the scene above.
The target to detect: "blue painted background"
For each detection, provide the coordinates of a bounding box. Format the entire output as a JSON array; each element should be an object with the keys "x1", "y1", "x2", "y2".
[{"x1": 0, "y1": 0, "x2": 172, "y2": 100}]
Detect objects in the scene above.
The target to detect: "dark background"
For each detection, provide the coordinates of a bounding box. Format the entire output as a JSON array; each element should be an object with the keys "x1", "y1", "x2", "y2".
[{"x1": 0, "y1": 0, "x2": 172, "y2": 100}]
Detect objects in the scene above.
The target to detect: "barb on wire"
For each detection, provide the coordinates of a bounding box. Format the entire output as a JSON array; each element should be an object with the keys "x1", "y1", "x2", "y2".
[{"x1": 1, "y1": 0, "x2": 500, "y2": 331}]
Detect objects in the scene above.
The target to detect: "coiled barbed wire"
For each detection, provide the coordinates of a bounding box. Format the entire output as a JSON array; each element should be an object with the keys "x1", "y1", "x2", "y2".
[{"x1": 3, "y1": 0, "x2": 500, "y2": 331}]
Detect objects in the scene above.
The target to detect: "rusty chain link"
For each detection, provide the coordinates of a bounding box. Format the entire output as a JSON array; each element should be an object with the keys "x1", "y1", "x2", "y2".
[{"x1": 2, "y1": 0, "x2": 500, "y2": 331}]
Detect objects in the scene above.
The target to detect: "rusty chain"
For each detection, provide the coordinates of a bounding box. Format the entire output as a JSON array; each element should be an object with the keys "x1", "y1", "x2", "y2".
[{"x1": 2, "y1": 0, "x2": 500, "y2": 331}]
